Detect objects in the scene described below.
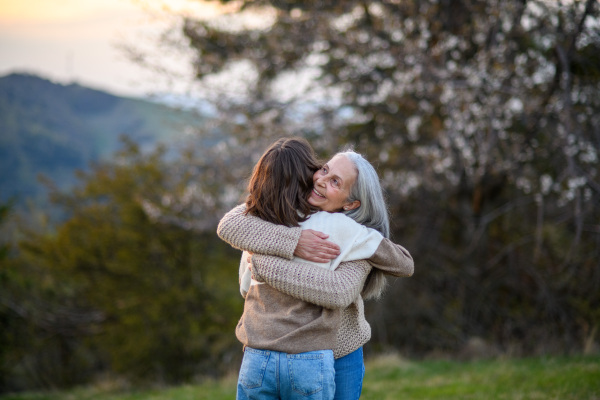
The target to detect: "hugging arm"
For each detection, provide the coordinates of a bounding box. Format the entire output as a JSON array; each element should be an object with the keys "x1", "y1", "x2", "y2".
[
  {"x1": 218, "y1": 204, "x2": 414, "y2": 307},
  {"x1": 218, "y1": 204, "x2": 415, "y2": 278},
  {"x1": 249, "y1": 240, "x2": 414, "y2": 309},
  {"x1": 217, "y1": 204, "x2": 340, "y2": 262},
  {"x1": 251, "y1": 256, "x2": 371, "y2": 309},
  {"x1": 370, "y1": 239, "x2": 414, "y2": 277},
  {"x1": 217, "y1": 204, "x2": 301, "y2": 260}
]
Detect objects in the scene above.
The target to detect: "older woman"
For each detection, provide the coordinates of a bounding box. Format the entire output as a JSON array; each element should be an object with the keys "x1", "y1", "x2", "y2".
[{"x1": 218, "y1": 147, "x2": 413, "y2": 400}]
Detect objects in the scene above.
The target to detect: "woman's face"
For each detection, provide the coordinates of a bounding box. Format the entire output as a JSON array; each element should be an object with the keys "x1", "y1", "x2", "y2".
[{"x1": 308, "y1": 154, "x2": 360, "y2": 212}]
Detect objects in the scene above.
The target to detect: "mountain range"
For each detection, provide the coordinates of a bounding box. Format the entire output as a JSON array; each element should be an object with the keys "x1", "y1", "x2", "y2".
[{"x1": 0, "y1": 73, "x2": 203, "y2": 208}]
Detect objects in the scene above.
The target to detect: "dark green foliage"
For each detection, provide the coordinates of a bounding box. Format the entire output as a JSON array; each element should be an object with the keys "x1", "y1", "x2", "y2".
[{"x1": 1, "y1": 142, "x2": 243, "y2": 391}]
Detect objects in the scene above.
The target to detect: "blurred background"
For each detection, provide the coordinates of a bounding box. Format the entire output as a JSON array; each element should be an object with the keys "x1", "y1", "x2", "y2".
[{"x1": 1, "y1": 0, "x2": 599, "y2": 393}]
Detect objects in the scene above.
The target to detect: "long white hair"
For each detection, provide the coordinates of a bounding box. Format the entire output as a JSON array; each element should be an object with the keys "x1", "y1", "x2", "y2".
[{"x1": 336, "y1": 150, "x2": 390, "y2": 300}]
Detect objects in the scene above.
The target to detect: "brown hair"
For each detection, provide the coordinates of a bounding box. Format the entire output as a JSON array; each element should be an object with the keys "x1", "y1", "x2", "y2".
[{"x1": 245, "y1": 137, "x2": 321, "y2": 227}]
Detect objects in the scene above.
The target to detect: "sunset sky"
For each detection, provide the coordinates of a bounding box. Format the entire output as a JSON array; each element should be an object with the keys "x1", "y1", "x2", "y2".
[{"x1": 0, "y1": 0, "x2": 224, "y2": 97}]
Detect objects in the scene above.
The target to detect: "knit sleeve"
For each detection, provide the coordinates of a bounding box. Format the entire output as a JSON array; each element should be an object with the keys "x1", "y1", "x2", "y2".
[
  {"x1": 369, "y1": 238, "x2": 415, "y2": 277},
  {"x1": 216, "y1": 204, "x2": 302, "y2": 260},
  {"x1": 251, "y1": 255, "x2": 372, "y2": 309}
]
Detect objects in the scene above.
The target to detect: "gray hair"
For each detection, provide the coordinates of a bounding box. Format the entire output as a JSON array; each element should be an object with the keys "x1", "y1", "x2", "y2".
[{"x1": 336, "y1": 150, "x2": 390, "y2": 300}]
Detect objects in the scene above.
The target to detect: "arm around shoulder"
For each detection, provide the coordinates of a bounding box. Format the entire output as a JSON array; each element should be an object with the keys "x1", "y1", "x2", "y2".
[
  {"x1": 216, "y1": 204, "x2": 302, "y2": 259},
  {"x1": 368, "y1": 238, "x2": 414, "y2": 277}
]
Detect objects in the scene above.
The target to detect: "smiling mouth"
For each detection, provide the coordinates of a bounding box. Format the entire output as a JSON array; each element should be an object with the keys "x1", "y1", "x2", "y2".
[{"x1": 312, "y1": 188, "x2": 325, "y2": 198}]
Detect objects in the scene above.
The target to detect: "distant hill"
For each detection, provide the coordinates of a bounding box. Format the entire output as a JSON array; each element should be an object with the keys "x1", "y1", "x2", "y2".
[{"x1": 0, "y1": 73, "x2": 204, "y2": 207}]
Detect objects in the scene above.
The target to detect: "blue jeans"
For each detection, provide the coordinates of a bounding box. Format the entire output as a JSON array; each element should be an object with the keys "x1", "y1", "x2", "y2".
[
  {"x1": 333, "y1": 347, "x2": 365, "y2": 400},
  {"x1": 237, "y1": 347, "x2": 336, "y2": 400}
]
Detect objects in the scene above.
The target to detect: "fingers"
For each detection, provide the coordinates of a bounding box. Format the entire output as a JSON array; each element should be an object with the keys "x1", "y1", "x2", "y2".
[
  {"x1": 295, "y1": 247, "x2": 340, "y2": 263},
  {"x1": 295, "y1": 248, "x2": 328, "y2": 263},
  {"x1": 295, "y1": 229, "x2": 341, "y2": 262},
  {"x1": 312, "y1": 236, "x2": 340, "y2": 257},
  {"x1": 304, "y1": 230, "x2": 340, "y2": 253},
  {"x1": 321, "y1": 240, "x2": 341, "y2": 254},
  {"x1": 306, "y1": 245, "x2": 339, "y2": 260},
  {"x1": 306, "y1": 229, "x2": 329, "y2": 240},
  {"x1": 315, "y1": 246, "x2": 340, "y2": 259}
]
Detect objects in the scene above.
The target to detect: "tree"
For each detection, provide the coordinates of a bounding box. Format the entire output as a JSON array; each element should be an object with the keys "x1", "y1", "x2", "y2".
[
  {"x1": 2, "y1": 139, "x2": 243, "y2": 389},
  {"x1": 141, "y1": 0, "x2": 600, "y2": 356}
]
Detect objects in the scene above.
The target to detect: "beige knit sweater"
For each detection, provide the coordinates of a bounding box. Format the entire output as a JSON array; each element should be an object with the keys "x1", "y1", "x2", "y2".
[{"x1": 217, "y1": 204, "x2": 414, "y2": 358}]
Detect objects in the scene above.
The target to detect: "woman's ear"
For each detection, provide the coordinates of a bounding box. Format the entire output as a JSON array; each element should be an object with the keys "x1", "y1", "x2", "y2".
[{"x1": 343, "y1": 200, "x2": 361, "y2": 211}]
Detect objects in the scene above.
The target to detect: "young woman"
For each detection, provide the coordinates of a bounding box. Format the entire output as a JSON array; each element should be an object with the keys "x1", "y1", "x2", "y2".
[{"x1": 217, "y1": 138, "x2": 413, "y2": 400}]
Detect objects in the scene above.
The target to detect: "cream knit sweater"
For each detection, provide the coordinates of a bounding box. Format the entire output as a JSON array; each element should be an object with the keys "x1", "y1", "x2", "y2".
[{"x1": 217, "y1": 204, "x2": 414, "y2": 358}]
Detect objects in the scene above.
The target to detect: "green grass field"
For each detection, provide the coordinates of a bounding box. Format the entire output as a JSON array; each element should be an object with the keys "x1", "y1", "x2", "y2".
[
  {"x1": 2, "y1": 355, "x2": 599, "y2": 400},
  {"x1": 361, "y1": 354, "x2": 600, "y2": 399}
]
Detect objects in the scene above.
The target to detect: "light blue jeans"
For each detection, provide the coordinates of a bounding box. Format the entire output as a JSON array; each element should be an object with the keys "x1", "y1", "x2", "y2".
[
  {"x1": 237, "y1": 347, "x2": 336, "y2": 400},
  {"x1": 333, "y1": 347, "x2": 365, "y2": 400}
]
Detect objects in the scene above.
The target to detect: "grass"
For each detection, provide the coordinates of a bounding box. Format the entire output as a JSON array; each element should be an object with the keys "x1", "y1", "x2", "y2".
[
  {"x1": 2, "y1": 355, "x2": 599, "y2": 400},
  {"x1": 361, "y1": 354, "x2": 600, "y2": 400}
]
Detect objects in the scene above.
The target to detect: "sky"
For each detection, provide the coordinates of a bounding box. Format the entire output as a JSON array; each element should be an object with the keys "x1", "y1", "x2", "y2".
[{"x1": 0, "y1": 0, "x2": 226, "y2": 97}]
